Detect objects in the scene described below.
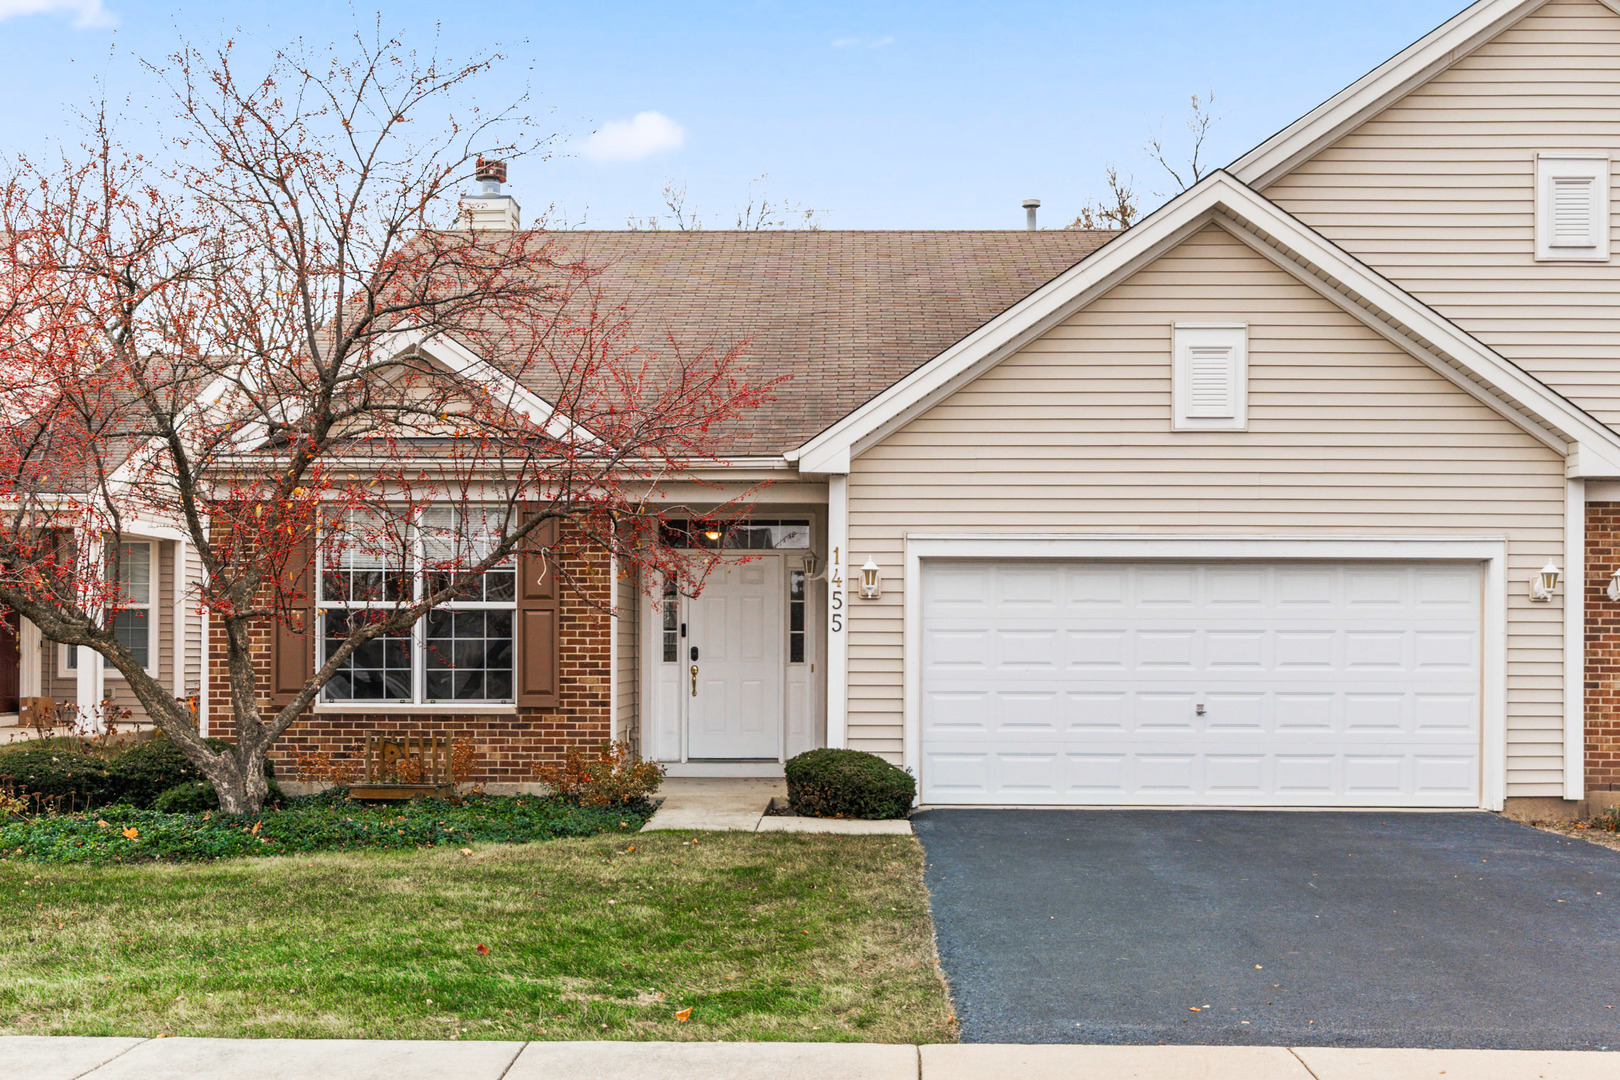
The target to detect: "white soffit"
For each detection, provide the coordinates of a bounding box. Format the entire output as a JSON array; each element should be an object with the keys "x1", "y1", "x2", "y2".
[{"x1": 791, "y1": 171, "x2": 1620, "y2": 478}]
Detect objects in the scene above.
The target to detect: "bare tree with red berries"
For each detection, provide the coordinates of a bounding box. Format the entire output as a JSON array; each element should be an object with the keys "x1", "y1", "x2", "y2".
[{"x1": 0, "y1": 30, "x2": 770, "y2": 813}]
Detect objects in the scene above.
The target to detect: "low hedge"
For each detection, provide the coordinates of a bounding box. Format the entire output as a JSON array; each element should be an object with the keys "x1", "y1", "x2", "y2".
[
  {"x1": 784, "y1": 748, "x2": 915, "y2": 820},
  {"x1": 0, "y1": 792, "x2": 649, "y2": 863},
  {"x1": 0, "y1": 736, "x2": 274, "y2": 812}
]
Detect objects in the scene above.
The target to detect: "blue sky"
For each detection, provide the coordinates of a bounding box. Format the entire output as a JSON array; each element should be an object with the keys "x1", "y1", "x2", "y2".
[{"x1": 0, "y1": 0, "x2": 1465, "y2": 229}]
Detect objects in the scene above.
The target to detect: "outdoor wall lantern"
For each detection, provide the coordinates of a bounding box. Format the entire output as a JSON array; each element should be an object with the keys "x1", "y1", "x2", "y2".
[
  {"x1": 1608, "y1": 567, "x2": 1620, "y2": 603},
  {"x1": 1530, "y1": 560, "x2": 1562, "y2": 602},
  {"x1": 802, "y1": 553, "x2": 822, "y2": 580},
  {"x1": 859, "y1": 558, "x2": 883, "y2": 600}
]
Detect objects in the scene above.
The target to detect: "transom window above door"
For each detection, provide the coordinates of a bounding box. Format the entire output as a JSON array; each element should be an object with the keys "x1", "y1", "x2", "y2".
[{"x1": 661, "y1": 519, "x2": 810, "y2": 550}]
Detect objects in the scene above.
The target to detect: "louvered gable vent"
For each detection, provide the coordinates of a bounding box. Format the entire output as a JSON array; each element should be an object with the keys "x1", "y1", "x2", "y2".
[
  {"x1": 1551, "y1": 176, "x2": 1595, "y2": 248},
  {"x1": 1186, "y1": 344, "x2": 1236, "y2": 417},
  {"x1": 1173, "y1": 324, "x2": 1247, "y2": 431},
  {"x1": 1537, "y1": 154, "x2": 1609, "y2": 262}
]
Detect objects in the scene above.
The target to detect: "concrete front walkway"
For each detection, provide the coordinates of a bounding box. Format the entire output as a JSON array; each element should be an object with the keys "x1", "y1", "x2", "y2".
[
  {"x1": 641, "y1": 777, "x2": 912, "y2": 834},
  {"x1": 7, "y1": 1038, "x2": 1620, "y2": 1079}
]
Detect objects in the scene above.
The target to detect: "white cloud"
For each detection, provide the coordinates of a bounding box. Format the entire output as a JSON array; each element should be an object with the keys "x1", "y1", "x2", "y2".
[
  {"x1": 582, "y1": 111, "x2": 685, "y2": 164},
  {"x1": 832, "y1": 35, "x2": 894, "y2": 49},
  {"x1": 0, "y1": 0, "x2": 117, "y2": 27}
]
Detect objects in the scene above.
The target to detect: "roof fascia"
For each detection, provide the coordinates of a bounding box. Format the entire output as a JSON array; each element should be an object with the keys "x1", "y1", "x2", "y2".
[
  {"x1": 794, "y1": 171, "x2": 1620, "y2": 477},
  {"x1": 1230, "y1": 0, "x2": 1562, "y2": 189}
]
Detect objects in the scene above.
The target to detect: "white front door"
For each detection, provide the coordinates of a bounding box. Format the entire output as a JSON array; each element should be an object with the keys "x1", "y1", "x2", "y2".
[
  {"x1": 921, "y1": 560, "x2": 1483, "y2": 807},
  {"x1": 687, "y1": 558, "x2": 784, "y2": 759}
]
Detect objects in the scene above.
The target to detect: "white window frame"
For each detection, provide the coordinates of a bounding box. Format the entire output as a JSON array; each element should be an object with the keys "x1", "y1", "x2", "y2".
[
  {"x1": 99, "y1": 540, "x2": 159, "y2": 679},
  {"x1": 1535, "y1": 153, "x2": 1610, "y2": 262},
  {"x1": 315, "y1": 506, "x2": 518, "y2": 707},
  {"x1": 1172, "y1": 323, "x2": 1248, "y2": 431}
]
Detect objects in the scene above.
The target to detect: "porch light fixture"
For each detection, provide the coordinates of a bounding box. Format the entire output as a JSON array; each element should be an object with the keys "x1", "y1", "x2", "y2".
[
  {"x1": 802, "y1": 553, "x2": 822, "y2": 580},
  {"x1": 859, "y1": 558, "x2": 882, "y2": 600},
  {"x1": 1530, "y1": 560, "x2": 1562, "y2": 602},
  {"x1": 1609, "y1": 567, "x2": 1620, "y2": 603},
  {"x1": 702, "y1": 527, "x2": 723, "y2": 542}
]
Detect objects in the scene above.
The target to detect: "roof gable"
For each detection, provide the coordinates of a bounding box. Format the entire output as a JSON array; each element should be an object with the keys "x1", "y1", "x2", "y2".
[
  {"x1": 1231, "y1": 0, "x2": 1620, "y2": 189},
  {"x1": 791, "y1": 171, "x2": 1620, "y2": 476}
]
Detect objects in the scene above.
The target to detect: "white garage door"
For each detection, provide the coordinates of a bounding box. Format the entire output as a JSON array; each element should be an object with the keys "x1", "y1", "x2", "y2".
[{"x1": 920, "y1": 561, "x2": 1482, "y2": 807}]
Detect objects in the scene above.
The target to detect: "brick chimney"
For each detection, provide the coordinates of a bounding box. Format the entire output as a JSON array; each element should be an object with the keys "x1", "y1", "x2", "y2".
[{"x1": 459, "y1": 157, "x2": 522, "y2": 230}]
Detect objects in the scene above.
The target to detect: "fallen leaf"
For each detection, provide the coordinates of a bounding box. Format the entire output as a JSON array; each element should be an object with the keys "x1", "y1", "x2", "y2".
[
  {"x1": 460, "y1": 848, "x2": 473, "y2": 856},
  {"x1": 674, "y1": 1007, "x2": 692, "y2": 1022},
  {"x1": 96, "y1": 819, "x2": 109, "y2": 828},
  {"x1": 249, "y1": 822, "x2": 261, "y2": 836},
  {"x1": 1189, "y1": 1007, "x2": 1201, "y2": 1012},
  {"x1": 475, "y1": 944, "x2": 490, "y2": 956},
  {"x1": 122, "y1": 826, "x2": 139, "y2": 840}
]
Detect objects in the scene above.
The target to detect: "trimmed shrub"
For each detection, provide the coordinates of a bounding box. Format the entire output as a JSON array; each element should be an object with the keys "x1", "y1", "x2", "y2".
[
  {"x1": 0, "y1": 736, "x2": 277, "y2": 811},
  {"x1": 785, "y1": 749, "x2": 915, "y2": 820},
  {"x1": 154, "y1": 778, "x2": 287, "y2": 814},
  {"x1": 0, "y1": 742, "x2": 117, "y2": 812},
  {"x1": 108, "y1": 740, "x2": 203, "y2": 807},
  {"x1": 153, "y1": 780, "x2": 217, "y2": 814}
]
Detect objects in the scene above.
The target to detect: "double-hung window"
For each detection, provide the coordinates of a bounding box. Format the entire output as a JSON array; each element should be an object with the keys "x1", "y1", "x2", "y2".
[
  {"x1": 61, "y1": 540, "x2": 158, "y2": 675},
  {"x1": 318, "y1": 507, "x2": 516, "y2": 704}
]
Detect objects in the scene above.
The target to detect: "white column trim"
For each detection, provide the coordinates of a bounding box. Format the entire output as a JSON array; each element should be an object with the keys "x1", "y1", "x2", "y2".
[
  {"x1": 901, "y1": 533, "x2": 1510, "y2": 812},
  {"x1": 825, "y1": 474, "x2": 849, "y2": 750},
  {"x1": 18, "y1": 617, "x2": 41, "y2": 700},
  {"x1": 172, "y1": 540, "x2": 187, "y2": 701},
  {"x1": 76, "y1": 532, "x2": 105, "y2": 732},
  {"x1": 1566, "y1": 479, "x2": 1585, "y2": 801}
]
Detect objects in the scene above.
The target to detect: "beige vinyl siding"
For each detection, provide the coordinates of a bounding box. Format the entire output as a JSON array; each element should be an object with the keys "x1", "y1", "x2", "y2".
[
  {"x1": 1264, "y1": 0, "x2": 1620, "y2": 428},
  {"x1": 184, "y1": 542, "x2": 203, "y2": 701},
  {"x1": 846, "y1": 224, "x2": 1569, "y2": 797},
  {"x1": 615, "y1": 561, "x2": 639, "y2": 747}
]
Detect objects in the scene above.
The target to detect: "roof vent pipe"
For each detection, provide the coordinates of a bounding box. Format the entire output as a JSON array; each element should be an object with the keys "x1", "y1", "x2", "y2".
[{"x1": 1022, "y1": 198, "x2": 1041, "y2": 231}]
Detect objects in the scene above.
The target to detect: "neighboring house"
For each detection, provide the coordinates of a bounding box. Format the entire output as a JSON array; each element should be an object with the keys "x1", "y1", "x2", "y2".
[{"x1": 22, "y1": 0, "x2": 1620, "y2": 818}]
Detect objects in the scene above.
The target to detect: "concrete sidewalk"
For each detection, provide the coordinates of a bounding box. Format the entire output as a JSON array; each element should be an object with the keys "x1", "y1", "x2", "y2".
[
  {"x1": 639, "y1": 778, "x2": 912, "y2": 834},
  {"x1": 7, "y1": 1038, "x2": 1620, "y2": 1080}
]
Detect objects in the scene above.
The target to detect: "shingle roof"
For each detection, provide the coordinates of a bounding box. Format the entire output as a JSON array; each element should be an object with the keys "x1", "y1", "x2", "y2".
[{"x1": 521, "y1": 230, "x2": 1118, "y2": 456}]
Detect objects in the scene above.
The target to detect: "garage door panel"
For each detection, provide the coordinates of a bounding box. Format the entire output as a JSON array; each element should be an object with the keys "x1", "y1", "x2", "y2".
[{"x1": 921, "y1": 561, "x2": 1481, "y2": 807}]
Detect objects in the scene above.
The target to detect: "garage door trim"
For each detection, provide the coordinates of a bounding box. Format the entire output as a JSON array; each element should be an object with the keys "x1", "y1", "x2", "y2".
[{"x1": 901, "y1": 535, "x2": 1507, "y2": 810}]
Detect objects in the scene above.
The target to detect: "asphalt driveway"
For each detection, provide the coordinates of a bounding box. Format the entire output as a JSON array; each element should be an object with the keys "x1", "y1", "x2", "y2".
[{"x1": 912, "y1": 810, "x2": 1620, "y2": 1049}]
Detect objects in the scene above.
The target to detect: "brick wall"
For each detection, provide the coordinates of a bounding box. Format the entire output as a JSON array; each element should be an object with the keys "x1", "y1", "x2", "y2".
[
  {"x1": 206, "y1": 539, "x2": 613, "y2": 785},
  {"x1": 1586, "y1": 502, "x2": 1620, "y2": 791}
]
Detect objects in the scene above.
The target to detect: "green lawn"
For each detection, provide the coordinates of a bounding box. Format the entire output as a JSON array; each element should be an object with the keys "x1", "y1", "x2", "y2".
[{"x1": 0, "y1": 832, "x2": 956, "y2": 1043}]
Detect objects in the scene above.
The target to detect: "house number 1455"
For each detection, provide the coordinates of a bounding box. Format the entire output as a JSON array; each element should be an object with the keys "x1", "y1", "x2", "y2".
[{"x1": 829, "y1": 545, "x2": 843, "y2": 634}]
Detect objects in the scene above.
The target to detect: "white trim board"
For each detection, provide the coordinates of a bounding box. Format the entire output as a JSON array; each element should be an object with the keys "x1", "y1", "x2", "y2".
[
  {"x1": 899, "y1": 534, "x2": 1509, "y2": 812},
  {"x1": 791, "y1": 172, "x2": 1620, "y2": 478}
]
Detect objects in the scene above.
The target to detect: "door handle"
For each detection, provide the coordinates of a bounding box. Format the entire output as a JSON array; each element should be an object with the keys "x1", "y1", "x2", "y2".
[{"x1": 691, "y1": 665, "x2": 699, "y2": 697}]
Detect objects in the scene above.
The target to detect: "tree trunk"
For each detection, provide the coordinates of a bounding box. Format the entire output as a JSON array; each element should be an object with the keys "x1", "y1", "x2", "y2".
[{"x1": 197, "y1": 744, "x2": 269, "y2": 815}]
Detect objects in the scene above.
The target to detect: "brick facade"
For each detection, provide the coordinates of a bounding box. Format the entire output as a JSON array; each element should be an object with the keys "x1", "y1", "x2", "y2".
[
  {"x1": 206, "y1": 541, "x2": 613, "y2": 785},
  {"x1": 1586, "y1": 502, "x2": 1620, "y2": 792}
]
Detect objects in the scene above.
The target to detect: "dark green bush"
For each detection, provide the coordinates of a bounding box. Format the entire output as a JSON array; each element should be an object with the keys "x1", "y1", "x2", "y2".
[
  {"x1": 0, "y1": 742, "x2": 116, "y2": 812},
  {"x1": 784, "y1": 749, "x2": 915, "y2": 820},
  {"x1": 154, "y1": 778, "x2": 287, "y2": 814},
  {"x1": 0, "y1": 736, "x2": 275, "y2": 811}
]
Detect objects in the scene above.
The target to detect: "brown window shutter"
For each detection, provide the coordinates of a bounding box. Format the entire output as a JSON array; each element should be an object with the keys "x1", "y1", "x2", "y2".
[
  {"x1": 270, "y1": 536, "x2": 316, "y2": 707},
  {"x1": 517, "y1": 512, "x2": 560, "y2": 709}
]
